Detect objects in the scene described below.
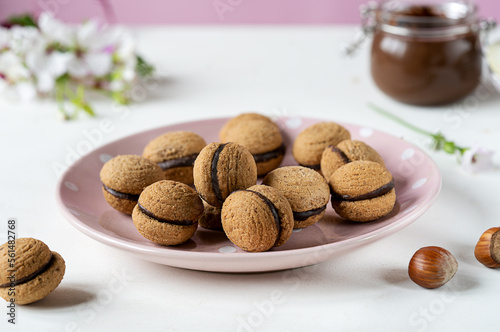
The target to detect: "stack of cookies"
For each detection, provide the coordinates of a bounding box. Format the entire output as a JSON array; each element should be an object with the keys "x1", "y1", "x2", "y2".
[{"x1": 100, "y1": 113, "x2": 396, "y2": 252}]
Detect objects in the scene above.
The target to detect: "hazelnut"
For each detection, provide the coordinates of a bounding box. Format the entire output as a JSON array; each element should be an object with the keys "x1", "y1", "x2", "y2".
[
  {"x1": 474, "y1": 227, "x2": 500, "y2": 268},
  {"x1": 408, "y1": 246, "x2": 458, "y2": 289}
]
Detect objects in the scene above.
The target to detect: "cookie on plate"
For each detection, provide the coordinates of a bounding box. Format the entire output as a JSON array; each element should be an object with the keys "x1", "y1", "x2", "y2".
[
  {"x1": 262, "y1": 166, "x2": 330, "y2": 229},
  {"x1": 100, "y1": 155, "x2": 165, "y2": 215},
  {"x1": 220, "y1": 113, "x2": 285, "y2": 176},
  {"x1": 0, "y1": 238, "x2": 65, "y2": 305},
  {"x1": 329, "y1": 161, "x2": 396, "y2": 222},
  {"x1": 193, "y1": 142, "x2": 257, "y2": 208},
  {"x1": 132, "y1": 180, "x2": 203, "y2": 245},
  {"x1": 143, "y1": 131, "x2": 206, "y2": 184},
  {"x1": 321, "y1": 140, "x2": 385, "y2": 181},
  {"x1": 221, "y1": 185, "x2": 294, "y2": 252},
  {"x1": 292, "y1": 122, "x2": 350, "y2": 170}
]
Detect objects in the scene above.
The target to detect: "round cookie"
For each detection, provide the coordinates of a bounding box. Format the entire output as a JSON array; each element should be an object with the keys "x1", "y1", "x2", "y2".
[
  {"x1": 143, "y1": 131, "x2": 206, "y2": 184},
  {"x1": 262, "y1": 166, "x2": 330, "y2": 228},
  {"x1": 321, "y1": 140, "x2": 385, "y2": 181},
  {"x1": 0, "y1": 238, "x2": 65, "y2": 305},
  {"x1": 100, "y1": 155, "x2": 165, "y2": 215},
  {"x1": 132, "y1": 180, "x2": 203, "y2": 246},
  {"x1": 221, "y1": 184, "x2": 294, "y2": 252},
  {"x1": 329, "y1": 161, "x2": 396, "y2": 222},
  {"x1": 193, "y1": 142, "x2": 257, "y2": 208},
  {"x1": 219, "y1": 113, "x2": 273, "y2": 142},
  {"x1": 199, "y1": 201, "x2": 222, "y2": 230},
  {"x1": 292, "y1": 122, "x2": 350, "y2": 170},
  {"x1": 220, "y1": 114, "x2": 285, "y2": 176}
]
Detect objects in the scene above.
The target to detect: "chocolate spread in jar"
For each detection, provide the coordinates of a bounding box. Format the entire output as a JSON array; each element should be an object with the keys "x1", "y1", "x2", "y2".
[{"x1": 370, "y1": 5, "x2": 482, "y2": 106}]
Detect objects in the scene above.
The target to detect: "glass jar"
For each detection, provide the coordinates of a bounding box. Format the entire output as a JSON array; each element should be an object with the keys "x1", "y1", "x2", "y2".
[{"x1": 365, "y1": 0, "x2": 495, "y2": 105}]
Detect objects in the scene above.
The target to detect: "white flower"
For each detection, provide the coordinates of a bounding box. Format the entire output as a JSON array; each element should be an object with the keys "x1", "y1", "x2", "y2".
[
  {"x1": 15, "y1": 81, "x2": 37, "y2": 101},
  {"x1": 9, "y1": 26, "x2": 41, "y2": 54},
  {"x1": 461, "y1": 145, "x2": 495, "y2": 173},
  {"x1": 38, "y1": 12, "x2": 74, "y2": 47},
  {"x1": 0, "y1": 27, "x2": 10, "y2": 49},
  {"x1": 0, "y1": 51, "x2": 30, "y2": 82},
  {"x1": 25, "y1": 41, "x2": 72, "y2": 92}
]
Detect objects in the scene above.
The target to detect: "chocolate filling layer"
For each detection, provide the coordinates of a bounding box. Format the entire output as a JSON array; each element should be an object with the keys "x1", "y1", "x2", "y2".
[
  {"x1": 103, "y1": 184, "x2": 140, "y2": 201},
  {"x1": 332, "y1": 179, "x2": 395, "y2": 202},
  {"x1": 330, "y1": 146, "x2": 351, "y2": 165},
  {"x1": 293, "y1": 205, "x2": 327, "y2": 221},
  {"x1": 0, "y1": 253, "x2": 54, "y2": 288},
  {"x1": 246, "y1": 190, "x2": 281, "y2": 238},
  {"x1": 138, "y1": 203, "x2": 196, "y2": 226},
  {"x1": 157, "y1": 154, "x2": 198, "y2": 170},
  {"x1": 253, "y1": 144, "x2": 286, "y2": 163},
  {"x1": 299, "y1": 163, "x2": 321, "y2": 170},
  {"x1": 211, "y1": 143, "x2": 228, "y2": 205}
]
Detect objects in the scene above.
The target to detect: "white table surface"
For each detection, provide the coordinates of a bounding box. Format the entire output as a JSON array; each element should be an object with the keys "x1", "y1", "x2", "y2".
[{"x1": 1, "y1": 26, "x2": 500, "y2": 332}]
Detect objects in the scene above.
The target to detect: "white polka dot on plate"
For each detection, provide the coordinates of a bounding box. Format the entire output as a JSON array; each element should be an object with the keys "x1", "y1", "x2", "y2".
[
  {"x1": 401, "y1": 148, "x2": 415, "y2": 160},
  {"x1": 100, "y1": 153, "x2": 113, "y2": 163},
  {"x1": 359, "y1": 128, "x2": 373, "y2": 138},
  {"x1": 403, "y1": 205, "x2": 418, "y2": 214},
  {"x1": 292, "y1": 229, "x2": 302, "y2": 233},
  {"x1": 412, "y1": 178, "x2": 427, "y2": 189},
  {"x1": 219, "y1": 246, "x2": 236, "y2": 253},
  {"x1": 286, "y1": 118, "x2": 302, "y2": 129},
  {"x1": 65, "y1": 181, "x2": 79, "y2": 192}
]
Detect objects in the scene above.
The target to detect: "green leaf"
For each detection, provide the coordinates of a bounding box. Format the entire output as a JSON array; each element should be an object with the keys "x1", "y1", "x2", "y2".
[
  {"x1": 6, "y1": 14, "x2": 37, "y2": 28},
  {"x1": 136, "y1": 55, "x2": 155, "y2": 77}
]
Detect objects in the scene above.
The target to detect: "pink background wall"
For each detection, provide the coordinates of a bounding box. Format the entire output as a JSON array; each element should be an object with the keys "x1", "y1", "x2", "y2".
[{"x1": 0, "y1": 0, "x2": 498, "y2": 25}]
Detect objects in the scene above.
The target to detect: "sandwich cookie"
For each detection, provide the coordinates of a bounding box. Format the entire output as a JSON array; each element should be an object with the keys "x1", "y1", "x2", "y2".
[
  {"x1": 220, "y1": 113, "x2": 285, "y2": 176},
  {"x1": 321, "y1": 139, "x2": 385, "y2": 181},
  {"x1": 262, "y1": 166, "x2": 330, "y2": 228},
  {"x1": 193, "y1": 142, "x2": 257, "y2": 208},
  {"x1": 0, "y1": 238, "x2": 65, "y2": 305},
  {"x1": 100, "y1": 155, "x2": 165, "y2": 215},
  {"x1": 132, "y1": 180, "x2": 204, "y2": 245},
  {"x1": 221, "y1": 185, "x2": 294, "y2": 252},
  {"x1": 292, "y1": 122, "x2": 350, "y2": 170},
  {"x1": 329, "y1": 161, "x2": 396, "y2": 222},
  {"x1": 143, "y1": 131, "x2": 206, "y2": 184}
]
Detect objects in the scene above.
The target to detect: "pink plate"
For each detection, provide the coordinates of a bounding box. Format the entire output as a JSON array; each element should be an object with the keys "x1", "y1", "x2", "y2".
[{"x1": 56, "y1": 117, "x2": 441, "y2": 273}]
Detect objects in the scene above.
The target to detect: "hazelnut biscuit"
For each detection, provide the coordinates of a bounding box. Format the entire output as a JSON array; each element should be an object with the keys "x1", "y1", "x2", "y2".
[
  {"x1": 199, "y1": 201, "x2": 222, "y2": 230},
  {"x1": 329, "y1": 161, "x2": 396, "y2": 222},
  {"x1": 221, "y1": 185, "x2": 294, "y2": 252},
  {"x1": 321, "y1": 140, "x2": 385, "y2": 181},
  {"x1": 220, "y1": 114, "x2": 285, "y2": 176},
  {"x1": 292, "y1": 122, "x2": 350, "y2": 170},
  {"x1": 100, "y1": 155, "x2": 165, "y2": 215},
  {"x1": 0, "y1": 238, "x2": 65, "y2": 305},
  {"x1": 193, "y1": 142, "x2": 257, "y2": 208},
  {"x1": 132, "y1": 180, "x2": 203, "y2": 245},
  {"x1": 143, "y1": 131, "x2": 206, "y2": 184},
  {"x1": 262, "y1": 166, "x2": 330, "y2": 229}
]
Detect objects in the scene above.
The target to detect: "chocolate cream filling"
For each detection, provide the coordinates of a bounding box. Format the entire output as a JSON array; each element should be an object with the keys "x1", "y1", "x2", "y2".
[
  {"x1": 246, "y1": 190, "x2": 281, "y2": 238},
  {"x1": 0, "y1": 253, "x2": 54, "y2": 288},
  {"x1": 253, "y1": 144, "x2": 286, "y2": 163},
  {"x1": 103, "y1": 184, "x2": 140, "y2": 201},
  {"x1": 299, "y1": 163, "x2": 321, "y2": 170},
  {"x1": 157, "y1": 154, "x2": 198, "y2": 170},
  {"x1": 330, "y1": 146, "x2": 351, "y2": 165},
  {"x1": 211, "y1": 143, "x2": 228, "y2": 205},
  {"x1": 138, "y1": 203, "x2": 196, "y2": 226},
  {"x1": 332, "y1": 179, "x2": 395, "y2": 202},
  {"x1": 293, "y1": 205, "x2": 327, "y2": 221}
]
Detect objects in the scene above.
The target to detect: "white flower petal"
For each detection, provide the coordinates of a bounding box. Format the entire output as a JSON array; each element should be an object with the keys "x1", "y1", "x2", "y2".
[
  {"x1": 86, "y1": 53, "x2": 112, "y2": 77},
  {"x1": 38, "y1": 12, "x2": 74, "y2": 46},
  {"x1": 461, "y1": 145, "x2": 495, "y2": 173},
  {"x1": 37, "y1": 72, "x2": 56, "y2": 92},
  {"x1": 67, "y1": 57, "x2": 88, "y2": 78},
  {"x1": 9, "y1": 26, "x2": 41, "y2": 54},
  {"x1": 0, "y1": 51, "x2": 30, "y2": 81}
]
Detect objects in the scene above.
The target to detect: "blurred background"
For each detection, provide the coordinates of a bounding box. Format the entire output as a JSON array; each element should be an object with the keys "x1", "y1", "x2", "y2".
[{"x1": 1, "y1": 0, "x2": 499, "y2": 25}]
